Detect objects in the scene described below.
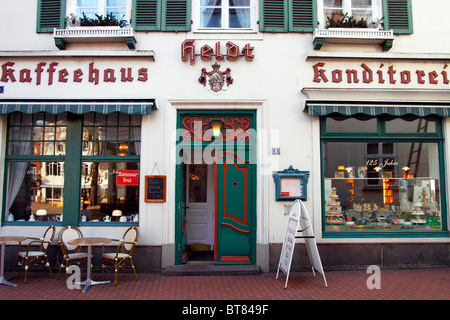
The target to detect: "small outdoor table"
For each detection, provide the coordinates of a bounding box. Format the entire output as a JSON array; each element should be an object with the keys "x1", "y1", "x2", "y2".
[
  {"x1": 0, "y1": 236, "x2": 27, "y2": 287},
  {"x1": 67, "y1": 237, "x2": 112, "y2": 293}
]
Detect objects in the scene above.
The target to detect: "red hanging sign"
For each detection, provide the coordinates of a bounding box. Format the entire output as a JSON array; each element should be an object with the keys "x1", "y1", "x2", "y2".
[{"x1": 116, "y1": 170, "x2": 139, "y2": 186}]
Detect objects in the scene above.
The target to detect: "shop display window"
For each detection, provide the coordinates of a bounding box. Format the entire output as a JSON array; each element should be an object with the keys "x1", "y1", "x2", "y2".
[
  {"x1": 322, "y1": 115, "x2": 445, "y2": 234},
  {"x1": 82, "y1": 112, "x2": 141, "y2": 156},
  {"x1": 8, "y1": 112, "x2": 67, "y2": 156},
  {"x1": 80, "y1": 112, "x2": 141, "y2": 223},
  {"x1": 4, "y1": 111, "x2": 141, "y2": 226},
  {"x1": 80, "y1": 161, "x2": 139, "y2": 223},
  {"x1": 5, "y1": 112, "x2": 67, "y2": 223},
  {"x1": 5, "y1": 161, "x2": 65, "y2": 222}
]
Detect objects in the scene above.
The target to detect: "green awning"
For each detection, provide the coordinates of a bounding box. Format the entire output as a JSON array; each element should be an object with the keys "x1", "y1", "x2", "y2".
[
  {"x1": 305, "y1": 101, "x2": 450, "y2": 117},
  {"x1": 0, "y1": 100, "x2": 155, "y2": 115}
]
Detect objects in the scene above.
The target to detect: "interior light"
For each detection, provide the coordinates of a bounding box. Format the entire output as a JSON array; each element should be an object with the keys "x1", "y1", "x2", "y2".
[{"x1": 210, "y1": 119, "x2": 224, "y2": 138}]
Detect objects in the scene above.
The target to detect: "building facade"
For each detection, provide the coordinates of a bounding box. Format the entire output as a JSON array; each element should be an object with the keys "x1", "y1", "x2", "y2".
[{"x1": 0, "y1": 0, "x2": 449, "y2": 273}]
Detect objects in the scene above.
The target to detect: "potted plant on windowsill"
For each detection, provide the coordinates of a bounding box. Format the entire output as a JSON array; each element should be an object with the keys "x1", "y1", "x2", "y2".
[
  {"x1": 313, "y1": 12, "x2": 392, "y2": 51},
  {"x1": 325, "y1": 12, "x2": 383, "y2": 30},
  {"x1": 55, "y1": 12, "x2": 136, "y2": 50},
  {"x1": 66, "y1": 12, "x2": 129, "y2": 28}
]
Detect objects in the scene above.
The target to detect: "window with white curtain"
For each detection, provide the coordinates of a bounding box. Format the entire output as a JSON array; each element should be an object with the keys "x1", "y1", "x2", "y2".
[
  {"x1": 195, "y1": 0, "x2": 256, "y2": 31},
  {"x1": 66, "y1": 0, "x2": 132, "y2": 22},
  {"x1": 319, "y1": 0, "x2": 382, "y2": 28}
]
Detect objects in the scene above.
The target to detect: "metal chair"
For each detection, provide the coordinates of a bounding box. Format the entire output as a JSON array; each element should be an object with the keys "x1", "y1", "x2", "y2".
[
  {"x1": 101, "y1": 226, "x2": 139, "y2": 285},
  {"x1": 56, "y1": 226, "x2": 88, "y2": 284},
  {"x1": 17, "y1": 225, "x2": 55, "y2": 283}
]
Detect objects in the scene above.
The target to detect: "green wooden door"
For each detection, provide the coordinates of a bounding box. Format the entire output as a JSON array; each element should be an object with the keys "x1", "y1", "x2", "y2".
[
  {"x1": 176, "y1": 111, "x2": 256, "y2": 265},
  {"x1": 215, "y1": 149, "x2": 255, "y2": 264}
]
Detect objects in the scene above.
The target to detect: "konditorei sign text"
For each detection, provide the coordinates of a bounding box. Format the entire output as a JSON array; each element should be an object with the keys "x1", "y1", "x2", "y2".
[{"x1": 313, "y1": 62, "x2": 450, "y2": 85}]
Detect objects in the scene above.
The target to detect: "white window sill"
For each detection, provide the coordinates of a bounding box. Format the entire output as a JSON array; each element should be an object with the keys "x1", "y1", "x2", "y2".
[
  {"x1": 313, "y1": 28, "x2": 394, "y2": 51},
  {"x1": 191, "y1": 28, "x2": 262, "y2": 40},
  {"x1": 53, "y1": 26, "x2": 136, "y2": 50}
]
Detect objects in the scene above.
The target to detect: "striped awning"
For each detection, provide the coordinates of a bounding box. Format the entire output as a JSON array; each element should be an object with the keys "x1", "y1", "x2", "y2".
[
  {"x1": 304, "y1": 101, "x2": 450, "y2": 117},
  {"x1": 0, "y1": 100, "x2": 155, "y2": 115}
]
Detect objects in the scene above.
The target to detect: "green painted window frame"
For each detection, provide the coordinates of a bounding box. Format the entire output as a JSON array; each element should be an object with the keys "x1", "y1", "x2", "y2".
[
  {"x1": 320, "y1": 115, "x2": 448, "y2": 238},
  {"x1": 259, "y1": 0, "x2": 413, "y2": 35},
  {"x1": 36, "y1": 0, "x2": 190, "y2": 33},
  {"x1": 2, "y1": 112, "x2": 141, "y2": 227}
]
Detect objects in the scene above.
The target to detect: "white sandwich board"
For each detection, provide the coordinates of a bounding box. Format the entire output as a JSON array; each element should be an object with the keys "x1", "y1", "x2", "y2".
[{"x1": 276, "y1": 200, "x2": 328, "y2": 289}]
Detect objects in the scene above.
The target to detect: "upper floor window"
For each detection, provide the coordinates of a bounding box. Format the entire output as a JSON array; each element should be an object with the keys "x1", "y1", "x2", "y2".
[
  {"x1": 38, "y1": 0, "x2": 192, "y2": 33},
  {"x1": 194, "y1": 0, "x2": 256, "y2": 32},
  {"x1": 320, "y1": 0, "x2": 382, "y2": 28},
  {"x1": 200, "y1": 0, "x2": 251, "y2": 29},
  {"x1": 66, "y1": 0, "x2": 132, "y2": 22},
  {"x1": 259, "y1": 0, "x2": 412, "y2": 35}
]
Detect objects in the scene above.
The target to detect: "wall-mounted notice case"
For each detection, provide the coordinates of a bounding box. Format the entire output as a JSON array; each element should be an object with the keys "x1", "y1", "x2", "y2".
[{"x1": 273, "y1": 166, "x2": 310, "y2": 201}]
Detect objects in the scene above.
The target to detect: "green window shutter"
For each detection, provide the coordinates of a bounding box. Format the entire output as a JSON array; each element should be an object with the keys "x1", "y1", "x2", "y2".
[
  {"x1": 259, "y1": 0, "x2": 288, "y2": 32},
  {"x1": 36, "y1": 0, "x2": 65, "y2": 33},
  {"x1": 289, "y1": 0, "x2": 316, "y2": 32},
  {"x1": 162, "y1": 0, "x2": 191, "y2": 31},
  {"x1": 383, "y1": 0, "x2": 413, "y2": 34},
  {"x1": 133, "y1": 0, "x2": 161, "y2": 31}
]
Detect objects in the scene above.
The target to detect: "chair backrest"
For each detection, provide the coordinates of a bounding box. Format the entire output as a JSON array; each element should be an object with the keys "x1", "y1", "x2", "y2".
[
  {"x1": 59, "y1": 226, "x2": 83, "y2": 251},
  {"x1": 42, "y1": 225, "x2": 56, "y2": 250},
  {"x1": 122, "y1": 227, "x2": 138, "y2": 252}
]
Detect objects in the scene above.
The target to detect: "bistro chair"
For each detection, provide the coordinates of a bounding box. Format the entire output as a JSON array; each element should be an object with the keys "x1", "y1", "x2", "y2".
[
  {"x1": 101, "y1": 226, "x2": 139, "y2": 285},
  {"x1": 17, "y1": 225, "x2": 55, "y2": 283},
  {"x1": 56, "y1": 226, "x2": 89, "y2": 284}
]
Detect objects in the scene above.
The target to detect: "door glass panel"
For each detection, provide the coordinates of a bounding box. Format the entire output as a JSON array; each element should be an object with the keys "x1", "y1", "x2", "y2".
[{"x1": 189, "y1": 165, "x2": 207, "y2": 202}]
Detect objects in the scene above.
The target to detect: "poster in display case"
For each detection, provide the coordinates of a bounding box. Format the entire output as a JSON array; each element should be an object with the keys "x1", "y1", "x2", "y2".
[{"x1": 273, "y1": 166, "x2": 310, "y2": 201}]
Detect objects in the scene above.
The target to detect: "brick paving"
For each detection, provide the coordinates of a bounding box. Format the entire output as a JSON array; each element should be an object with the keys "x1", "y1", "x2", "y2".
[{"x1": 0, "y1": 267, "x2": 448, "y2": 301}]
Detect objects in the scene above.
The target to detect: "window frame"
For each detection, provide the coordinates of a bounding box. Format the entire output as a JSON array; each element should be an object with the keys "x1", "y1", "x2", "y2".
[
  {"x1": 66, "y1": 0, "x2": 133, "y2": 23},
  {"x1": 3, "y1": 112, "x2": 68, "y2": 226},
  {"x1": 2, "y1": 112, "x2": 141, "y2": 227},
  {"x1": 317, "y1": 0, "x2": 383, "y2": 29},
  {"x1": 192, "y1": 0, "x2": 258, "y2": 33},
  {"x1": 320, "y1": 115, "x2": 449, "y2": 238}
]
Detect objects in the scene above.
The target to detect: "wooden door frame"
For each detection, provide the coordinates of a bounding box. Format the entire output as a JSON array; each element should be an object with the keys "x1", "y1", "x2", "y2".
[{"x1": 175, "y1": 110, "x2": 256, "y2": 265}]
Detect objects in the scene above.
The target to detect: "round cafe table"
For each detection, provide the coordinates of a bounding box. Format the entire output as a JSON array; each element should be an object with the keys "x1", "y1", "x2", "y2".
[
  {"x1": 67, "y1": 237, "x2": 112, "y2": 293},
  {"x1": 0, "y1": 236, "x2": 27, "y2": 287}
]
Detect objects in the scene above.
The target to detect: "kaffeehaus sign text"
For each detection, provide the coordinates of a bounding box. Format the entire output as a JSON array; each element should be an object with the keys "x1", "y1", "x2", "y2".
[{"x1": 1, "y1": 61, "x2": 148, "y2": 86}]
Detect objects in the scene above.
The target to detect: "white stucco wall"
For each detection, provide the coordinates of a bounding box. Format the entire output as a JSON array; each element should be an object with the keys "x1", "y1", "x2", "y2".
[{"x1": 1, "y1": 0, "x2": 449, "y2": 260}]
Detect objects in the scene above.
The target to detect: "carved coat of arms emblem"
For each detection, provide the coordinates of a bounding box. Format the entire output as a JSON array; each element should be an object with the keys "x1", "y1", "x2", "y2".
[{"x1": 199, "y1": 62, "x2": 233, "y2": 93}]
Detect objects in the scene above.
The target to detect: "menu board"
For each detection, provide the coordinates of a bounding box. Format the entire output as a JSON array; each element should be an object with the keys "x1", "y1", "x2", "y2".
[
  {"x1": 277, "y1": 200, "x2": 301, "y2": 285},
  {"x1": 280, "y1": 177, "x2": 303, "y2": 197},
  {"x1": 272, "y1": 166, "x2": 309, "y2": 201},
  {"x1": 277, "y1": 200, "x2": 327, "y2": 289},
  {"x1": 145, "y1": 175, "x2": 166, "y2": 202}
]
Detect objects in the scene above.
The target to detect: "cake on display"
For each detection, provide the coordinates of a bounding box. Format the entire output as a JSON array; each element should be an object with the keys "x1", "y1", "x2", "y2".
[
  {"x1": 325, "y1": 187, "x2": 344, "y2": 224},
  {"x1": 411, "y1": 202, "x2": 427, "y2": 224}
]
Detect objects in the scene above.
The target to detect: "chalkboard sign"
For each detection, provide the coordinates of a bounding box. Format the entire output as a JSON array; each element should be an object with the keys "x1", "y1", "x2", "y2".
[{"x1": 145, "y1": 175, "x2": 166, "y2": 202}]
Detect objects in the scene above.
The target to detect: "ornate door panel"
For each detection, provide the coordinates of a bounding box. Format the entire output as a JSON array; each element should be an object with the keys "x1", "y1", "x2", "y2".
[{"x1": 215, "y1": 151, "x2": 255, "y2": 264}]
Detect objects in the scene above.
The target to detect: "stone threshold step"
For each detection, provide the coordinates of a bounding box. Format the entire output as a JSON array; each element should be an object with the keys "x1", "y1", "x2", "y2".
[{"x1": 163, "y1": 264, "x2": 260, "y2": 276}]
